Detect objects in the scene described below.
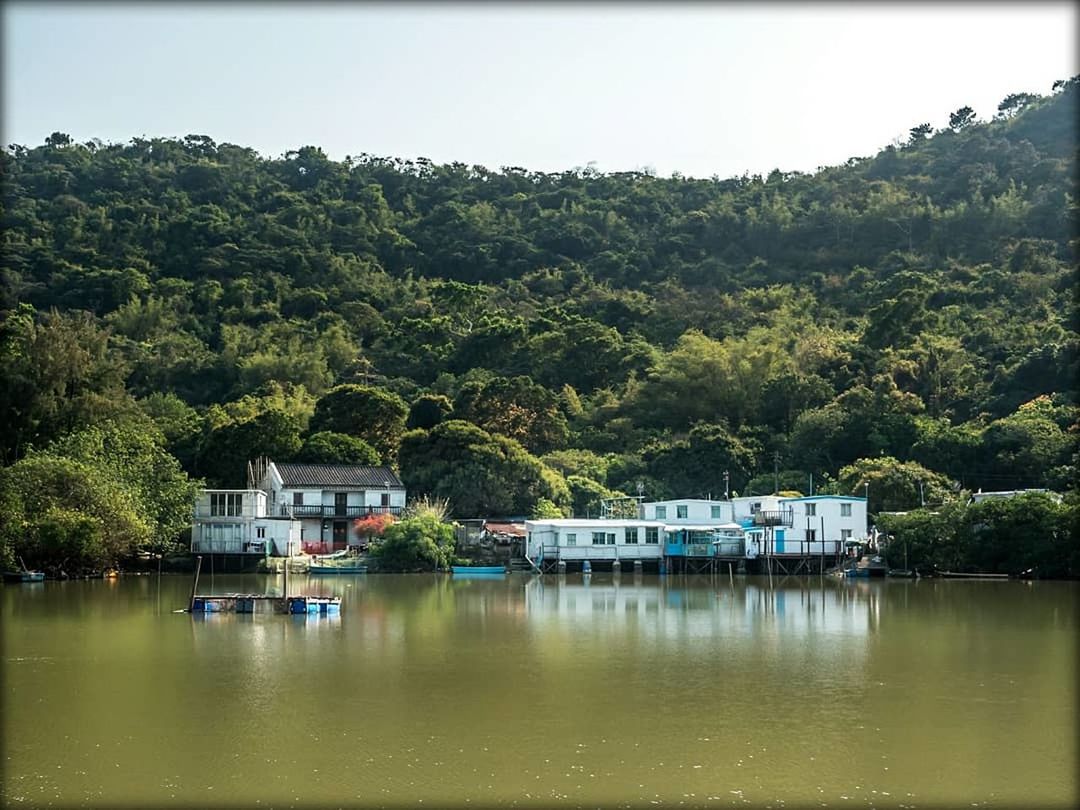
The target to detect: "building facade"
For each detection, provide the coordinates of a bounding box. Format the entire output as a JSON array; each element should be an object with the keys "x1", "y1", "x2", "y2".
[
  {"x1": 259, "y1": 462, "x2": 406, "y2": 553},
  {"x1": 191, "y1": 461, "x2": 407, "y2": 557}
]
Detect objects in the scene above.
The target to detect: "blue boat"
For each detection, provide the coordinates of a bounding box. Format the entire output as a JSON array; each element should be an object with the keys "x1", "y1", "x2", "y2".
[
  {"x1": 451, "y1": 565, "x2": 506, "y2": 575},
  {"x1": 308, "y1": 564, "x2": 368, "y2": 574},
  {"x1": 3, "y1": 571, "x2": 45, "y2": 583}
]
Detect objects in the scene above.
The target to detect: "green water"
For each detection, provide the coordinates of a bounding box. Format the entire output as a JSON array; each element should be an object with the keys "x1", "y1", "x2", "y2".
[{"x1": 2, "y1": 573, "x2": 1076, "y2": 808}]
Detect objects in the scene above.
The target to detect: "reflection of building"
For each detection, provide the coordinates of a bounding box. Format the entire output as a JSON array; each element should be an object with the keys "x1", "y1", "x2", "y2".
[
  {"x1": 523, "y1": 577, "x2": 873, "y2": 653},
  {"x1": 191, "y1": 461, "x2": 406, "y2": 557}
]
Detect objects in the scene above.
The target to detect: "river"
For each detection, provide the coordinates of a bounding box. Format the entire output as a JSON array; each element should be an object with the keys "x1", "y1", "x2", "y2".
[{"x1": 2, "y1": 573, "x2": 1076, "y2": 808}]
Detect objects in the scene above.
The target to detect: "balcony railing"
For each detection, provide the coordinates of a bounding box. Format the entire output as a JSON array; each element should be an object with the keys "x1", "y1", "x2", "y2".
[
  {"x1": 275, "y1": 505, "x2": 403, "y2": 519},
  {"x1": 752, "y1": 509, "x2": 794, "y2": 527}
]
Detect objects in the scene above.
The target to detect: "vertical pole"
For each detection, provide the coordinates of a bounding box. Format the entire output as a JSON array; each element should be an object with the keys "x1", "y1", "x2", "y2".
[
  {"x1": 820, "y1": 516, "x2": 825, "y2": 575},
  {"x1": 189, "y1": 556, "x2": 203, "y2": 611}
]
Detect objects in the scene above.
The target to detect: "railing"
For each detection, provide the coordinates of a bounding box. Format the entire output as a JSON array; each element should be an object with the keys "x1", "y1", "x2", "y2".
[
  {"x1": 190, "y1": 539, "x2": 268, "y2": 555},
  {"x1": 275, "y1": 505, "x2": 403, "y2": 519},
  {"x1": 752, "y1": 509, "x2": 794, "y2": 527}
]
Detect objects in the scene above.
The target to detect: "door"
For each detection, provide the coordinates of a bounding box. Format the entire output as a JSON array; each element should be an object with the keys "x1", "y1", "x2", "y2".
[
  {"x1": 332, "y1": 521, "x2": 348, "y2": 550},
  {"x1": 334, "y1": 492, "x2": 348, "y2": 517}
]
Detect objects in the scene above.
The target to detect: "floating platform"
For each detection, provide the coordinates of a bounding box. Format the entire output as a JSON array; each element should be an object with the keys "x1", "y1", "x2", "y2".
[{"x1": 189, "y1": 594, "x2": 341, "y2": 615}]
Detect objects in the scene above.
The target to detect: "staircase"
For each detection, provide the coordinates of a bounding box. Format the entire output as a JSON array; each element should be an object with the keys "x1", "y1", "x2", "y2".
[{"x1": 509, "y1": 556, "x2": 537, "y2": 573}]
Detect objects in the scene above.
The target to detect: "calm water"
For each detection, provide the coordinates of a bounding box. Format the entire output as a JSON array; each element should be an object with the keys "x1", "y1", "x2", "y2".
[{"x1": 2, "y1": 573, "x2": 1076, "y2": 808}]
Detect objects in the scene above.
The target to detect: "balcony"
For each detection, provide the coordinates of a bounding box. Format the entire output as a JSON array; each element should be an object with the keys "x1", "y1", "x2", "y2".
[
  {"x1": 752, "y1": 509, "x2": 794, "y2": 527},
  {"x1": 275, "y1": 505, "x2": 403, "y2": 519}
]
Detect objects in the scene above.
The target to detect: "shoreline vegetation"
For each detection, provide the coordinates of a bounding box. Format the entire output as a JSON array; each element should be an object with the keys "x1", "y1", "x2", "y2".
[{"x1": 2, "y1": 80, "x2": 1078, "y2": 579}]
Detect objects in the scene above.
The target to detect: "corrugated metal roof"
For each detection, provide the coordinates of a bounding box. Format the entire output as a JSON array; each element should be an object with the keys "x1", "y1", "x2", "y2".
[{"x1": 274, "y1": 463, "x2": 404, "y2": 489}]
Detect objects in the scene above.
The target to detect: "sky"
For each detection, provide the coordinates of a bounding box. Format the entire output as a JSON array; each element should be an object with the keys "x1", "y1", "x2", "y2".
[{"x1": 3, "y1": 2, "x2": 1076, "y2": 179}]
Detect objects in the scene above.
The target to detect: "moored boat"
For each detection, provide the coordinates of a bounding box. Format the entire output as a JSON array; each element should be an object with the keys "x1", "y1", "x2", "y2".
[
  {"x1": 451, "y1": 565, "x2": 506, "y2": 575},
  {"x1": 308, "y1": 563, "x2": 368, "y2": 574},
  {"x1": 845, "y1": 555, "x2": 887, "y2": 578},
  {"x1": 3, "y1": 570, "x2": 45, "y2": 583}
]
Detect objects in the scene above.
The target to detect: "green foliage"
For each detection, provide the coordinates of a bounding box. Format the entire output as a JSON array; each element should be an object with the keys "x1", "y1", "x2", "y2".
[
  {"x1": 310, "y1": 384, "x2": 408, "y2": 462},
  {"x1": 1, "y1": 85, "x2": 1078, "y2": 531},
  {"x1": 837, "y1": 456, "x2": 958, "y2": 514},
  {"x1": 0, "y1": 454, "x2": 152, "y2": 574},
  {"x1": 198, "y1": 410, "x2": 303, "y2": 487},
  {"x1": 453, "y1": 375, "x2": 569, "y2": 454},
  {"x1": 399, "y1": 420, "x2": 570, "y2": 517},
  {"x1": 46, "y1": 420, "x2": 202, "y2": 552},
  {"x1": 373, "y1": 515, "x2": 455, "y2": 571},
  {"x1": 406, "y1": 394, "x2": 453, "y2": 430},
  {"x1": 530, "y1": 498, "x2": 566, "y2": 519},
  {"x1": 877, "y1": 494, "x2": 1077, "y2": 577},
  {"x1": 297, "y1": 431, "x2": 380, "y2": 465},
  {"x1": 565, "y1": 475, "x2": 617, "y2": 518}
]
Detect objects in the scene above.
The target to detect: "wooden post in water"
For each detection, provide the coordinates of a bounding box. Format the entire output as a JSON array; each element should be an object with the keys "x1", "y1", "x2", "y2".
[
  {"x1": 728, "y1": 561, "x2": 734, "y2": 587},
  {"x1": 189, "y1": 556, "x2": 203, "y2": 611},
  {"x1": 820, "y1": 516, "x2": 825, "y2": 576}
]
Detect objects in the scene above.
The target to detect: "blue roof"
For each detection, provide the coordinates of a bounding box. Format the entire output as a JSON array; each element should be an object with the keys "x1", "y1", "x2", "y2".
[{"x1": 781, "y1": 495, "x2": 866, "y2": 502}]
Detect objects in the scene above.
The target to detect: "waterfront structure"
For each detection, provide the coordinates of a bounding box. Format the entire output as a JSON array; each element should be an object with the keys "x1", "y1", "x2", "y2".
[
  {"x1": 968, "y1": 488, "x2": 1062, "y2": 505},
  {"x1": 191, "y1": 461, "x2": 407, "y2": 557},
  {"x1": 257, "y1": 462, "x2": 406, "y2": 553},
  {"x1": 526, "y1": 493, "x2": 868, "y2": 573},
  {"x1": 191, "y1": 489, "x2": 301, "y2": 556}
]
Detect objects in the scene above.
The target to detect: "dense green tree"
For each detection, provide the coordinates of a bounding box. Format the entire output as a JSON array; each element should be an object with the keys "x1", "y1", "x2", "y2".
[
  {"x1": 453, "y1": 375, "x2": 569, "y2": 454},
  {"x1": 406, "y1": 393, "x2": 454, "y2": 430},
  {"x1": 372, "y1": 515, "x2": 455, "y2": 571},
  {"x1": 398, "y1": 420, "x2": 570, "y2": 517},
  {"x1": 198, "y1": 410, "x2": 303, "y2": 486},
  {"x1": 309, "y1": 384, "x2": 408, "y2": 462},
  {"x1": 297, "y1": 431, "x2": 380, "y2": 466},
  {"x1": 836, "y1": 456, "x2": 958, "y2": 514}
]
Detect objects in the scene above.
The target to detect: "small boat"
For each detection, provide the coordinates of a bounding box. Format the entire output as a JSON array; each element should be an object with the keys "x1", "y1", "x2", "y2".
[
  {"x1": 3, "y1": 570, "x2": 45, "y2": 583},
  {"x1": 308, "y1": 563, "x2": 368, "y2": 574},
  {"x1": 845, "y1": 556, "x2": 887, "y2": 578},
  {"x1": 451, "y1": 565, "x2": 506, "y2": 575}
]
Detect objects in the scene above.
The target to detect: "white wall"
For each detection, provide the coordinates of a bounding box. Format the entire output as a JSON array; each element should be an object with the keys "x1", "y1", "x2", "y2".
[
  {"x1": 526, "y1": 519, "x2": 666, "y2": 560},
  {"x1": 640, "y1": 500, "x2": 737, "y2": 523}
]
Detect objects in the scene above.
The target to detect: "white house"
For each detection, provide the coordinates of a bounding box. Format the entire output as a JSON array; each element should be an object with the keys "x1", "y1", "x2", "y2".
[
  {"x1": 639, "y1": 498, "x2": 739, "y2": 523},
  {"x1": 191, "y1": 489, "x2": 301, "y2": 556},
  {"x1": 739, "y1": 495, "x2": 868, "y2": 557},
  {"x1": 525, "y1": 518, "x2": 667, "y2": 565},
  {"x1": 259, "y1": 462, "x2": 406, "y2": 553}
]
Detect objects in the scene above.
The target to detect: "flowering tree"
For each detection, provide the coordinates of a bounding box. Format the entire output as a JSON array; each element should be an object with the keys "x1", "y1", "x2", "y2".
[{"x1": 353, "y1": 512, "x2": 395, "y2": 541}]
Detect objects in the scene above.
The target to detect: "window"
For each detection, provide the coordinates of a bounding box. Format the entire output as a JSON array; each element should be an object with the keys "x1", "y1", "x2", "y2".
[
  {"x1": 841, "y1": 529, "x2": 852, "y2": 541},
  {"x1": 607, "y1": 533, "x2": 616, "y2": 545},
  {"x1": 676, "y1": 505, "x2": 688, "y2": 519},
  {"x1": 751, "y1": 502, "x2": 762, "y2": 513},
  {"x1": 841, "y1": 503, "x2": 852, "y2": 517},
  {"x1": 566, "y1": 533, "x2": 577, "y2": 547},
  {"x1": 625, "y1": 527, "x2": 639, "y2": 544},
  {"x1": 654, "y1": 506, "x2": 667, "y2": 519},
  {"x1": 806, "y1": 503, "x2": 817, "y2": 517},
  {"x1": 807, "y1": 529, "x2": 817, "y2": 542},
  {"x1": 592, "y1": 532, "x2": 607, "y2": 545},
  {"x1": 210, "y1": 493, "x2": 242, "y2": 517},
  {"x1": 711, "y1": 505, "x2": 723, "y2": 519},
  {"x1": 256, "y1": 527, "x2": 266, "y2": 539},
  {"x1": 293, "y1": 492, "x2": 304, "y2": 506},
  {"x1": 381, "y1": 492, "x2": 391, "y2": 507},
  {"x1": 646, "y1": 527, "x2": 659, "y2": 544}
]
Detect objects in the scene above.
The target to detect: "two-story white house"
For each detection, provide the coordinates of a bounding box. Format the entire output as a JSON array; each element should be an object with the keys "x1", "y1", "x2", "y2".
[{"x1": 259, "y1": 462, "x2": 406, "y2": 553}]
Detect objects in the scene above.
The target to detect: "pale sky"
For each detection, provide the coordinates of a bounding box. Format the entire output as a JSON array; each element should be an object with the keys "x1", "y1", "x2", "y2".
[{"x1": 3, "y1": 2, "x2": 1076, "y2": 179}]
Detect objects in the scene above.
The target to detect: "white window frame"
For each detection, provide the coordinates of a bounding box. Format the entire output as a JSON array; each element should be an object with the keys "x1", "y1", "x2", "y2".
[
  {"x1": 841, "y1": 503, "x2": 852, "y2": 517},
  {"x1": 676, "y1": 505, "x2": 688, "y2": 519},
  {"x1": 646, "y1": 527, "x2": 659, "y2": 544},
  {"x1": 625, "y1": 527, "x2": 639, "y2": 544},
  {"x1": 566, "y1": 533, "x2": 577, "y2": 547},
  {"x1": 654, "y1": 506, "x2": 667, "y2": 519}
]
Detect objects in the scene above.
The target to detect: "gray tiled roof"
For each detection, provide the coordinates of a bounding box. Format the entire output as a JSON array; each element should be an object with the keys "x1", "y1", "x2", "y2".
[{"x1": 274, "y1": 463, "x2": 404, "y2": 489}]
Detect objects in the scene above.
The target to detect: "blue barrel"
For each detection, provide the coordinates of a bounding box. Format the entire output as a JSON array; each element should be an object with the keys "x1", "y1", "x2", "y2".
[
  {"x1": 191, "y1": 598, "x2": 205, "y2": 612},
  {"x1": 306, "y1": 599, "x2": 320, "y2": 614},
  {"x1": 582, "y1": 560, "x2": 592, "y2": 573},
  {"x1": 658, "y1": 559, "x2": 667, "y2": 576},
  {"x1": 204, "y1": 599, "x2": 219, "y2": 612},
  {"x1": 326, "y1": 601, "x2": 340, "y2": 615},
  {"x1": 289, "y1": 597, "x2": 307, "y2": 614},
  {"x1": 237, "y1": 597, "x2": 254, "y2": 613}
]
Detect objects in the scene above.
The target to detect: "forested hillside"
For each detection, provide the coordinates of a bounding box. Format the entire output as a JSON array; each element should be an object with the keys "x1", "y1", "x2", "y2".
[{"x1": 1, "y1": 80, "x2": 1077, "y2": 569}]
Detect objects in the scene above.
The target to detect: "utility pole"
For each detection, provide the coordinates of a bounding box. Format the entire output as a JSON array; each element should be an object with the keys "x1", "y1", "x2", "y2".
[
  {"x1": 773, "y1": 452, "x2": 780, "y2": 495},
  {"x1": 918, "y1": 480, "x2": 925, "y2": 508},
  {"x1": 723, "y1": 470, "x2": 730, "y2": 500}
]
